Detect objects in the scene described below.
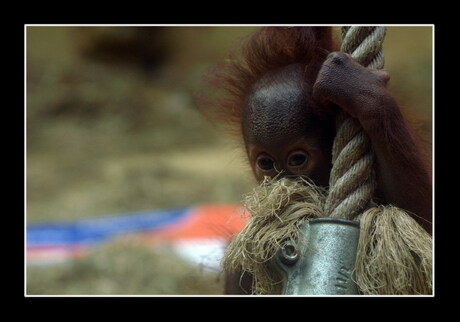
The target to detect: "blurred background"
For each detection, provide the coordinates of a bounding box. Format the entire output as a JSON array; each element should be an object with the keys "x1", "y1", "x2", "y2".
[{"x1": 25, "y1": 25, "x2": 433, "y2": 295}]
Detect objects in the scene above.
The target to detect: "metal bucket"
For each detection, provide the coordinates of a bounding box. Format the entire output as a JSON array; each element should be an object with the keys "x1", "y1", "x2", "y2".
[{"x1": 273, "y1": 218, "x2": 360, "y2": 295}]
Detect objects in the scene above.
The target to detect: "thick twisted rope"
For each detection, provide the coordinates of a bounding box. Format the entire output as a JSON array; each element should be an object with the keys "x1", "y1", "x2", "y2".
[{"x1": 324, "y1": 26, "x2": 387, "y2": 220}]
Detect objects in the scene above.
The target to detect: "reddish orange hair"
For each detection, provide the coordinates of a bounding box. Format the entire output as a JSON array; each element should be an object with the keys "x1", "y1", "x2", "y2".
[{"x1": 196, "y1": 27, "x2": 339, "y2": 138}]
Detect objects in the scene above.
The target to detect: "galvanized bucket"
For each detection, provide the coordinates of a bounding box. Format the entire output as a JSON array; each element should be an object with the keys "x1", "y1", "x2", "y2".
[{"x1": 273, "y1": 217, "x2": 361, "y2": 295}]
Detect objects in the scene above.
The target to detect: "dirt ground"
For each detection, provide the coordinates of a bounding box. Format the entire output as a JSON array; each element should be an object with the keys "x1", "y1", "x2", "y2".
[{"x1": 25, "y1": 25, "x2": 433, "y2": 295}]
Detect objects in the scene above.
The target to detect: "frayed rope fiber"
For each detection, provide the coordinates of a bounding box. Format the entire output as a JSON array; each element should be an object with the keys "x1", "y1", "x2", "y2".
[
  {"x1": 223, "y1": 177, "x2": 326, "y2": 294},
  {"x1": 355, "y1": 206, "x2": 432, "y2": 295},
  {"x1": 222, "y1": 177, "x2": 432, "y2": 295}
]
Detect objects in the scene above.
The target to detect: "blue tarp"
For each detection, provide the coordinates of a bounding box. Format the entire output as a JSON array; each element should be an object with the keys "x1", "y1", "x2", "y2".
[{"x1": 27, "y1": 207, "x2": 192, "y2": 247}]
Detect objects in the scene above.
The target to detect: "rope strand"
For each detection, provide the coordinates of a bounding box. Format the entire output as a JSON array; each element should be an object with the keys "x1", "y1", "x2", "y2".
[{"x1": 324, "y1": 26, "x2": 386, "y2": 220}]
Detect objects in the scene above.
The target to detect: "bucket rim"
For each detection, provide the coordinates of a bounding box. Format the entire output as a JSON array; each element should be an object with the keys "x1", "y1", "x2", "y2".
[{"x1": 309, "y1": 217, "x2": 360, "y2": 228}]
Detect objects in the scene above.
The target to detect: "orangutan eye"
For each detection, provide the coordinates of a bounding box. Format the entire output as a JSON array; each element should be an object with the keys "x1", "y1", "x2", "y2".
[
  {"x1": 256, "y1": 155, "x2": 275, "y2": 171},
  {"x1": 288, "y1": 150, "x2": 308, "y2": 167}
]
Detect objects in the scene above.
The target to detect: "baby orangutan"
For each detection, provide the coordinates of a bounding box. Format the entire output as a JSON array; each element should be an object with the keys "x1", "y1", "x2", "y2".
[{"x1": 198, "y1": 27, "x2": 432, "y2": 294}]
